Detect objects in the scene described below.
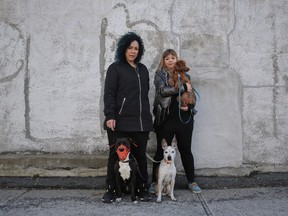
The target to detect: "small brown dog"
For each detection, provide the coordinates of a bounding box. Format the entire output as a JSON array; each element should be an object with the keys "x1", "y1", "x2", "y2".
[{"x1": 168, "y1": 60, "x2": 195, "y2": 108}]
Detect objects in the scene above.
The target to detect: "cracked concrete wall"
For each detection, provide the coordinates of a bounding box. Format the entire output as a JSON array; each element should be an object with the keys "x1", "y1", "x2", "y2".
[{"x1": 0, "y1": 0, "x2": 287, "y2": 171}]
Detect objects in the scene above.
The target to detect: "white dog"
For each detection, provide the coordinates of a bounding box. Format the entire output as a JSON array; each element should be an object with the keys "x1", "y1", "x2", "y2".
[{"x1": 156, "y1": 137, "x2": 177, "y2": 203}]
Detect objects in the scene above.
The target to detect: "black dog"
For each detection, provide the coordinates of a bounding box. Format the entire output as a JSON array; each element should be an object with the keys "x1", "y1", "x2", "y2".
[{"x1": 114, "y1": 138, "x2": 138, "y2": 204}]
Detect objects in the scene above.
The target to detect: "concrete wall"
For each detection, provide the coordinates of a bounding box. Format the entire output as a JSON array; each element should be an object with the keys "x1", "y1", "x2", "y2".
[{"x1": 0, "y1": 0, "x2": 287, "y2": 176}]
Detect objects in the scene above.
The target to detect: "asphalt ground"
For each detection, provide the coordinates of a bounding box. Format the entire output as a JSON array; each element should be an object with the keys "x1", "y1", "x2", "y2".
[
  {"x1": 0, "y1": 186, "x2": 287, "y2": 216},
  {"x1": 0, "y1": 173, "x2": 287, "y2": 216}
]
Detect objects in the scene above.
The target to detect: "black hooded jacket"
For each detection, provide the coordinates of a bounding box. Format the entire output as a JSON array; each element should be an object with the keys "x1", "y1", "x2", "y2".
[{"x1": 103, "y1": 61, "x2": 153, "y2": 132}]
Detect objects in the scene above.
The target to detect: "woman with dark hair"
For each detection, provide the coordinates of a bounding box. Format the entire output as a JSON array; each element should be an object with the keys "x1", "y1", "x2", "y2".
[{"x1": 102, "y1": 32, "x2": 153, "y2": 203}]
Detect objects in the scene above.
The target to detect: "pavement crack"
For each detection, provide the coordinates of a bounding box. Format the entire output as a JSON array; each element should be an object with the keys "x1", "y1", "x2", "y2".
[
  {"x1": 0, "y1": 189, "x2": 29, "y2": 208},
  {"x1": 197, "y1": 193, "x2": 213, "y2": 216}
]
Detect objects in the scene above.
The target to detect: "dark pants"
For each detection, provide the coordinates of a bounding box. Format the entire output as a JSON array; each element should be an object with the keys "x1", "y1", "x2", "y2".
[
  {"x1": 105, "y1": 130, "x2": 150, "y2": 189},
  {"x1": 152, "y1": 114, "x2": 195, "y2": 183}
]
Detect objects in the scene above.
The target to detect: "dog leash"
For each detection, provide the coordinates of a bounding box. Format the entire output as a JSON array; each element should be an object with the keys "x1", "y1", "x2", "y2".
[
  {"x1": 145, "y1": 153, "x2": 161, "y2": 163},
  {"x1": 129, "y1": 154, "x2": 151, "y2": 182}
]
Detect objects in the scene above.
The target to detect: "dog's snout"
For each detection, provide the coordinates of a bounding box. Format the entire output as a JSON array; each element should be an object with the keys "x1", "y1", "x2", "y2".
[
  {"x1": 167, "y1": 155, "x2": 172, "y2": 161},
  {"x1": 119, "y1": 147, "x2": 125, "y2": 152}
]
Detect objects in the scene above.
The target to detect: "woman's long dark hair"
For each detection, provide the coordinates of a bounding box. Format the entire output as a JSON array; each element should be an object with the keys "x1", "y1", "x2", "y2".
[{"x1": 115, "y1": 32, "x2": 145, "y2": 64}]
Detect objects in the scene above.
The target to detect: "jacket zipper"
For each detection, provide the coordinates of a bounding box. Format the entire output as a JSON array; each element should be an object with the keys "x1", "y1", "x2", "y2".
[
  {"x1": 135, "y1": 67, "x2": 143, "y2": 131},
  {"x1": 118, "y1": 98, "x2": 126, "y2": 115}
]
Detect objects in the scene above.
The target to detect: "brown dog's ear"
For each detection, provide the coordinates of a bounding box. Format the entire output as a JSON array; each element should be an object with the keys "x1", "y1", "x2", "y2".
[{"x1": 161, "y1": 138, "x2": 168, "y2": 149}]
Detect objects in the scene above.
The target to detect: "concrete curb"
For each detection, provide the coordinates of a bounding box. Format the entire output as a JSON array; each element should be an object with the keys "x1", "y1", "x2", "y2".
[
  {"x1": 1, "y1": 154, "x2": 287, "y2": 177},
  {"x1": 1, "y1": 172, "x2": 287, "y2": 190}
]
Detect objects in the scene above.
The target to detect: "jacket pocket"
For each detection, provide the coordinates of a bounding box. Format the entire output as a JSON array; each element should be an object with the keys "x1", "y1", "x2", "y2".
[{"x1": 118, "y1": 98, "x2": 126, "y2": 115}]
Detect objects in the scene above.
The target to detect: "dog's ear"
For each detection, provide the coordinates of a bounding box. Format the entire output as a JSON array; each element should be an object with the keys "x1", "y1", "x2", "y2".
[
  {"x1": 161, "y1": 138, "x2": 168, "y2": 149},
  {"x1": 171, "y1": 136, "x2": 177, "y2": 149},
  {"x1": 127, "y1": 137, "x2": 138, "y2": 147}
]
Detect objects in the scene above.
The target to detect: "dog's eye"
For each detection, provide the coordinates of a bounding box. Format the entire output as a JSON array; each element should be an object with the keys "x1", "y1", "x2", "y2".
[{"x1": 165, "y1": 151, "x2": 168, "y2": 154}]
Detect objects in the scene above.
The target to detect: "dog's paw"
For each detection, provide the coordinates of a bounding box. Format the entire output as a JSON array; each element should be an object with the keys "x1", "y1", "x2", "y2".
[
  {"x1": 171, "y1": 197, "x2": 177, "y2": 201},
  {"x1": 132, "y1": 200, "x2": 138, "y2": 204},
  {"x1": 156, "y1": 199, "x2": 161, "y2": 203},
  {"x1": 116, "y1": 198, "x2": 122, "y2": 202}
]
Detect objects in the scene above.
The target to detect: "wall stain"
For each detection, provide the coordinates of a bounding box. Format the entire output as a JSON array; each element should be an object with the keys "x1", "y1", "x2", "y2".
[
  {"x1": 227, "y1": 0, "x2": 236, "y2": 67},
  {"x1": 23, "y1": 35, "x2": 34, "y2": 141},
  {"x1": 99, "y1": 17, "x2": 109, "y2": 136},
  {"x1": 0, "y1": 21, "x2": 25, "y2": 84},
  {"x1": 283, "y1": 75, "x2": 288, "y2": 93},
  {"x1": 2, "y1": 23, "x2": 96, "y2": 145},
  {"x1": 0, "y1": 21, "x2": 37, "y2": 142},
  {"x1": 169, "y1": 0, "x2": 176, "y2": 32},
  {"x1": 271, "y1": 15, "x2": 279, "y2": 139}
]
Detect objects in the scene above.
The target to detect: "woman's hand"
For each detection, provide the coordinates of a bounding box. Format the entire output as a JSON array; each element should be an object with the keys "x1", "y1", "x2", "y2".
[
  {"x1": 180, "y1": 106, "x2": 189, "y2": 111},
  {"x1": 185, "y1": 83, "x2": 192, "y2": 92},
  {"x1": 106, "y1": 119, "x2": 116, "y2": 131}
]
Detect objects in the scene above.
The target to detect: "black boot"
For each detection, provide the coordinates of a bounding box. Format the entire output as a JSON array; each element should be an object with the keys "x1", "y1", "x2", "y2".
[
  {"x1": 102, "y1": 185, "x2": 115, "y2": 203},
  {"x1": 137, "y1": 183, "x2": 151, "y2": 201}
]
